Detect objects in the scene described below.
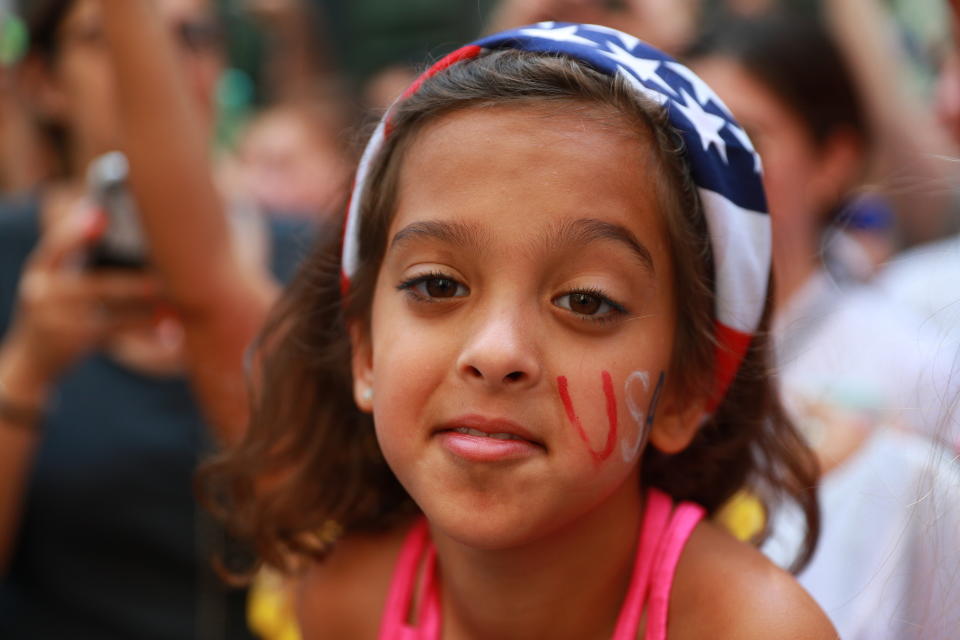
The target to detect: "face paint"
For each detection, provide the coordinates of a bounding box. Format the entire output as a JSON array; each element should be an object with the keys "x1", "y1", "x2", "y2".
[
  {"x1": 557, "y1": 371, "x2": 618, "y2": 465},
  {"x1": 645, "y1": 372, "x2": 665, "y2": 429},
  {"x1": 621, "y1": 371, "x2": 650, "y2": 461},
  {"x1": 621, "y1": 371, "x2": 666, "y2": 462}
]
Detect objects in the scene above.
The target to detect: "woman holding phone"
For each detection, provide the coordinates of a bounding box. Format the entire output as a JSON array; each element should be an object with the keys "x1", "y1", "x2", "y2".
[{"x1": 0, "y1": 1, "x2": 310, "y2": 636}]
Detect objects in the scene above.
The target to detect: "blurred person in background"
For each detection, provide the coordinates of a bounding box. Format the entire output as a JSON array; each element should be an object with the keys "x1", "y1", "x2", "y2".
[
  {"x1": 486, "y1": 0, "x2": 701, "y2": 55},
  {"x1": 0, "y1": 0, "x2": 311, "y2": 637},
  {"x1": 208, "y1": 0, "x2": 353, "y2": 222},
  {"x1": 880, "y1": 0, "x2": 960, "y2": 361},
  {"x1": 226, "y1": 101, "x2": 350, "y2": 220},
  {"x1": 302, "y1": 0, "x2": 496, "y2": 110},
  {"x1": 819, "y1": 0, "x2": 959, "y2": 251},
  {"x1": 690, "y1": 11, "x2": 960, "y2": 639},
  {"x1": 690, "y1": 9, "x2": 955, "y2": 444},
  {"x1": 0, "y1": 5, "x2": 56, "y2": 194},
  {"x1": 489, "y1": 0, "x2": 959, "y2": 250},
  {"x1": 485, "y1": 0, "x2": 817, "y2": 57}
]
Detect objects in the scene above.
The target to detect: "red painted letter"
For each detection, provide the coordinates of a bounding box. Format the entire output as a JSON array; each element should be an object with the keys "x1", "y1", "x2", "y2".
[{"x1": 557, "y1": 371, "x2": 618, "y2": 464}]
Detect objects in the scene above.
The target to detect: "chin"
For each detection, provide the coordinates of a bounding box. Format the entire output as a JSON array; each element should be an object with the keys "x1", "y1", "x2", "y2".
[
  {"x1": 433, "y1": 512, "x2": 546, "y2": 551},
  {"x1": 417, "y1": 488, "x2": 573, "y2": 552}
]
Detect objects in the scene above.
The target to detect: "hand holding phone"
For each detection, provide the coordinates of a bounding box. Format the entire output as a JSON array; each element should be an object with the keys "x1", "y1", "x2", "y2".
[{"x1": 86, "y1": 151, "x2": 149, "y2": 270}]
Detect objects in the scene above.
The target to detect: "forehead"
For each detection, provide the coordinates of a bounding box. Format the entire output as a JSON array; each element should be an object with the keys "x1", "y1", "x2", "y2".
[{"x1": 393, "y1": 103, "x2": 665, "y2": 240}]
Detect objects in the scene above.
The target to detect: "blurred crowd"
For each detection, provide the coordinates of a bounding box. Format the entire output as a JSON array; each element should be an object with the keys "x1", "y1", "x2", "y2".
[{"x1": 0, "y1": 0, "x2": 958, "y2": 639}]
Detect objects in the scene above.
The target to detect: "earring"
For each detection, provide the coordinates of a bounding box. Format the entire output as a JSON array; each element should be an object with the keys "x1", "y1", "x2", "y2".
[{"x1": 362, "y1": 387, "x2": 373, "y2": 403}]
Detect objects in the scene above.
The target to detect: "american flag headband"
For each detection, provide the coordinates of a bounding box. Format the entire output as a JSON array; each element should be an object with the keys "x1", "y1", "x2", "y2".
[{"x1": 340, "y1": 22, "x2": 771, "y2": 411}]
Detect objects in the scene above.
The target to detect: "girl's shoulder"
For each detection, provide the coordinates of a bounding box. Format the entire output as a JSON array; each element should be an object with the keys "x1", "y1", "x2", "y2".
[
  {"x1": 292, "y1": 523, "x2": 411, "y2": 640},
  {"x1": 669, "y1": 519, "x2": 837, "y2": 639}
]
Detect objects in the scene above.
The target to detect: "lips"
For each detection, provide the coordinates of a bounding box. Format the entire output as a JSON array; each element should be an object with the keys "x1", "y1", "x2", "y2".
[
  {"x1": 449, "y1": 427, "x2": 528, "y2": 441},
  {"x1": 435, "y1": 415, "x2": 545, "y2": 462}
]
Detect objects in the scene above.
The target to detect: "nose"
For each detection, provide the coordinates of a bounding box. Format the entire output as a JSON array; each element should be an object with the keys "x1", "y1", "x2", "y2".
[{"x1": 456, "y1": 304, "x2": 542, "y2": 391}]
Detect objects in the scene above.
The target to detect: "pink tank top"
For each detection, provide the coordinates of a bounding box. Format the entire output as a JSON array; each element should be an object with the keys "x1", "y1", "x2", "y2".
[{"x1": 378, "y1": 488, "x2": 704, "y2": 640}]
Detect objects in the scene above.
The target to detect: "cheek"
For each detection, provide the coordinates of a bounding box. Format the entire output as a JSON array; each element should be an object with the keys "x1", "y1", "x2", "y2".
[
  {"x1": 621, "y1": 370, "x2": 666, "y2": 461},
  {"x1": 761, "y1": 148, "x2": 798, "y2": 210},
  {"x1": 760, "y1": 135, "x2": 821, "y2": 220},
  {"x1": 369, "y1": 296, "x2": 453, "y2": 436},
  {"x1": 557, "y1": 371, "x2": 619, "y2": 465},
  {"x1": 552, "y1": 291, "x2": 677, "y2": 468},
  {"x1": 556, "y1": 368, "x2": 666, "y2": 468},
  {"x1": 370, "y1": 353, "x2": 433, "y2": 479},
  {"x1": 371, "y1": 339, "x2": 439, "y2": 425},
  {"x1": 621, "y1": 371, "x2": 652, "y2": 461}
]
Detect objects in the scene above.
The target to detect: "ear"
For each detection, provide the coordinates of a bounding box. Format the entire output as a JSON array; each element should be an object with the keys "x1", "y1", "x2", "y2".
[
  {"x1": 349, "y1": 321, "x2": 375, "y2": 413},
  {"x1": 647, "y1": 378, "x2": 708, "y2": 455}
]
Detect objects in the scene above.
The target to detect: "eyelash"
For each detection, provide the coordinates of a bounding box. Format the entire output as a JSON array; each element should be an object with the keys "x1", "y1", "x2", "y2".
[
  {"x1": 396, "y1": 271, "x2": 468, "y2": 302},
  {"x1": 554, "y1": 287, "x2": 629, "y2": 324},
  {"x1": 397, "y1": 273, "x2": 628, "y2": 324}
]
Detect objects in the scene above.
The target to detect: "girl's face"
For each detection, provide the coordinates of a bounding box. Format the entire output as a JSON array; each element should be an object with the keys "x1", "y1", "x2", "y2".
[{"x1": 352, "y1": 105, "x2": 695, "y2": 549}]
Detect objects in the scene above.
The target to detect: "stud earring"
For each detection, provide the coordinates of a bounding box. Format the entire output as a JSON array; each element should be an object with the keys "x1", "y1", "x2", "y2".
[{"x1": 362, "y1": 387, "x2": 373, "y2": 403}]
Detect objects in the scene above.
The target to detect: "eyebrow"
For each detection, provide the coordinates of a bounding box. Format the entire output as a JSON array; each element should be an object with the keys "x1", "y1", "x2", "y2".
[
  {"x1": 390, "y1": 220, "x2": 486, "y2": 251},
  {"x1": 389, "y1": 217, "x2": 655, "y2": 273},
  {"x1": 553, "y1": 218, "x2": 656, "y2": 274}
]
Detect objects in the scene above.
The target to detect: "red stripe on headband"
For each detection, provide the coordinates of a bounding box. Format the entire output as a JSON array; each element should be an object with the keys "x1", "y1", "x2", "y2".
[
  {"x1": 400, "y1": 45, "x2": 484, "y2": 102},
  {"x1": 344, "y1": 44, "x2": 485, "y2": 294},
  {"x1": 709, "y1": 322, "x2": 753, "y2": 412}
]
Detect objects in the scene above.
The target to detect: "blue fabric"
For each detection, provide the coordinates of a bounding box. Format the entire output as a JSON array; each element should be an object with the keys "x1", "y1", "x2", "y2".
[
  {"x1": 473, "y1": 22, "x2": 769, "y2": 214},
  {"x1": 0, "y1": 196, "x2": 316, "y2": 639}
]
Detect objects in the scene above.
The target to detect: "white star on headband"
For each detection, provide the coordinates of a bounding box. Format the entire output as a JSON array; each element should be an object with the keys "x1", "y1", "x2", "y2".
[
  {"x1": 674, "y1": 90, "x2": 728, "y2": 163},
  {"x1": 599, "y1": 43, "x2": 677, "y2": 97},
  {"x1": 581, "y1": 23, "x2": 640, "y2": 52},
  {"x1": 665, "y1": 62, "x2": 732, "y2": 118},
  {"x1": 617, "y1": 67, "x2": 668, "y2": 106},
  {"x1": 518, "y1": 24, "x2": 598, "y2": 47}
]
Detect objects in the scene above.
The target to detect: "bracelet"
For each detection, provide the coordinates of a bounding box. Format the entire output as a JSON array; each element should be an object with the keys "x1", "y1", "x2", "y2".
[{"x1": 0, "y1": 381, "x2": 45, "y2": 430}]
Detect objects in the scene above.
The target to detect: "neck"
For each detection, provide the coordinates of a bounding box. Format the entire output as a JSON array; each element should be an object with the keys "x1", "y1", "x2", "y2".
[{"x1": 431, "y1": 474, "x2": 645, "y2": 640}]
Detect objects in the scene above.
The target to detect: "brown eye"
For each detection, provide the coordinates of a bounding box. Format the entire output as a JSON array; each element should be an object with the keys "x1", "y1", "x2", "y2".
[
  {"x1": 568, "y1": 292, "x2": 601, "y2": 315},
  {"x1": 425, "y1": 277, "x2": 460, "y2": 298},
  {"x1": 398, "y1": 273, "x2": 469, "y2": 300},
  {"x1": 552, "y1": 289, "x2": 624, "y2": 321}
]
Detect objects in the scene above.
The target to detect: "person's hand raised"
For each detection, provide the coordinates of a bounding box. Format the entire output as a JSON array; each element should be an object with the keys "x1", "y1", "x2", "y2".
[{"x1": 0, "y1": 203, "x2": 161, "y2": 398}]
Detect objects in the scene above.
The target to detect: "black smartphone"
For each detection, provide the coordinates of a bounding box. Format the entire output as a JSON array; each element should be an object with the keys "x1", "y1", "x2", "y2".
[{"x1": 85, "y1": 151, "x2": 149, "y2": 270}]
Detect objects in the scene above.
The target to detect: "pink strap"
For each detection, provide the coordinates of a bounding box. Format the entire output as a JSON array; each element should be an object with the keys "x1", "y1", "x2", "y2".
[
  {"x1": 379, "y1": 493, "x2": 703, "y2": 640},
  {"x1": 378, "y1": 519, "x2": 430, "y2": 640},
  {"x1": 644, "y1": 502, "x2": 705, "y2": 640},
  {"x1": 419, "y1": 547, "x2": 441, "y2": 638},
  {"x1": 610, "y1": 489, "x2": 672, "y2": 639}
]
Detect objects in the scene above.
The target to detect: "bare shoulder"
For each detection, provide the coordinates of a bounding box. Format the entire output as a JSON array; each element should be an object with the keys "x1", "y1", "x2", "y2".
[
  {"x1": 668, "y1": 520, "x2": 837, "y2": 640},
  {"x1": 292, "y1": 522, "x2": 412, "y2": 640}
]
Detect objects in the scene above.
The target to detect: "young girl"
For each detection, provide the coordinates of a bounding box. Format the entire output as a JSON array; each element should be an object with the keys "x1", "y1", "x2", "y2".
[{"x1": 209, "y1": 22, "x2": 835, "y2": 639}]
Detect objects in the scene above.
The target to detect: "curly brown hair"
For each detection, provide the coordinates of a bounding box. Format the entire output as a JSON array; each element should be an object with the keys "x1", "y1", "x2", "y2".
[{"x1": 201, "y1": 49, "x2": 820, "y2": 576}]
